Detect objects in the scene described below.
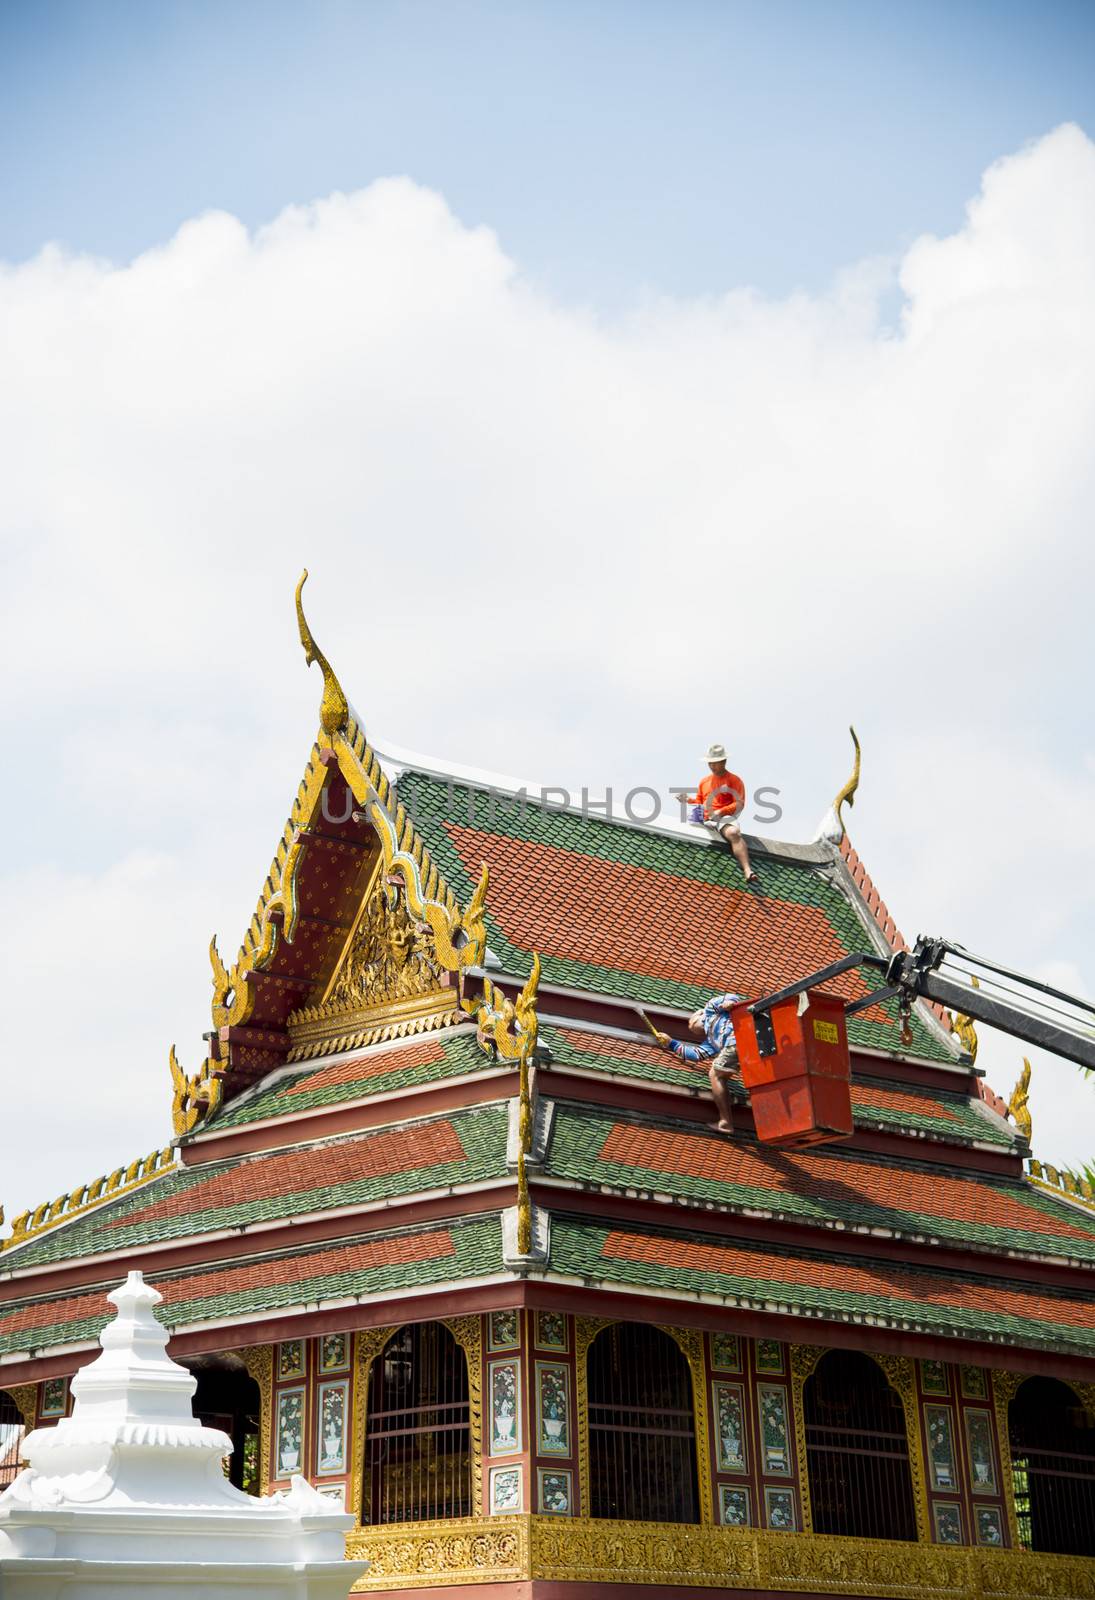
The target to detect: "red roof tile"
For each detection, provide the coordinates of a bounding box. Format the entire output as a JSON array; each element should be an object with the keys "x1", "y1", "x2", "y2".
[
  {"x1": 446, "y1": 823, "x2": 890, "y2": 1017},
  {"x1": 0, "y1": 1231, "x2": 456, "y2": 1342},
  {"x1": 597, "y1": 1122, "x2": 1092, "y2": 1243},
  {"x1": 602, "y1": 1229, "x2": 1094, "y2": 1331},
  {"x1": 284, "y1": 1036, "x2": 448, "y2": 1096},
  {"x1": 116, "y1": 1120, "x2": 466, "y2": 1228}
]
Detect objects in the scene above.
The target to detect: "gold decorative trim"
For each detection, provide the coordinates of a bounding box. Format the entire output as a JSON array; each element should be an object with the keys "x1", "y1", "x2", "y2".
[
  {"x1": 833, "y1": 724, "x2": 861, "y2": 838},
  {"x1": 170, "y1": 1045, "x2": 223, "y2": 1134},
  {"x1": 183, "y1": 575, "x2": 546, "y2": 1132},
  {"x1": 347, "y1": 1515, "x2": 528, "y2": 1590},
  {"x1": 872, "y1": 1353, "x2": 930, "y2": 1543},
  {"x1": 790, "y1": 1343, "x2": 826, "y2": 1534},
  {"x1": 1008, "y1": 1059, "x2": 1032, "y2": 1143},
  {"x1": 345, "y1": 1514, "x2": 1095, "y2": 1595},
  {"x1": 240, "y1": 1344, "x2": 273, "y2": 1494},
  {"x1": 1027, "y1": 1160, "x2": 1095, "y2": 1210},
  {"x1": 952, "y1": 975, "x2": 981, "y2": 1063},
  {"x1": 287, "y1": 989, "x2": 464, "y2": 1061},
  {"x1": 660, "y1": 1323, "x2": 714, "y2": 1526},
  {"x1": 575, "y1": 1316, "x2": 611, "y2": 1516},
  {"x1": 296, "y1": 569, "x2": 349, "y2": 737},
  {"x1": 992, "y1": 1370, "x2": 1023, "y2": 1550},
  {"x1": 441, "y1": 1314, "x2": 484, "y2": 1516},
  {"x1": 4, "y1": 1383, "x2": 36, "y2": 1432},
  {"x1": 2, "y1": 1147, "x2": 174, "y2": 1252},
  {"x1": 349, "y1": 1325, "x2": 395, "y2": 1528}
]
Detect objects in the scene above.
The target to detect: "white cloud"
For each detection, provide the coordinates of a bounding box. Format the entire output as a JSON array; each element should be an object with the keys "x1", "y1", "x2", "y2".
[{"x1": 2, "y1": 124, "x2": 1094, "y2": 1216}]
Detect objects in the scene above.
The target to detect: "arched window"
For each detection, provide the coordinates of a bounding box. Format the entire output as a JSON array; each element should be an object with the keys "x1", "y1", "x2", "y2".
[
  {"x1": 1010, "y1": 1376, "x2": 1095, "y2": 1555},
  {"x1": 364, "y1": 1322, "x2": 471, "y2": 1524},
  {"x1": 186, "y1": 1355, "x2": 262, "y2": 1494},
  {"x1": 0, "y1": 1390, "x2": 25, "y2": 1491},
  {"x1": 804, "y1": 1350, "x2": 916, "y2": 1541},
  {"x1": 587, "y1": 1323, "x2": 698, "y2": 1523}
]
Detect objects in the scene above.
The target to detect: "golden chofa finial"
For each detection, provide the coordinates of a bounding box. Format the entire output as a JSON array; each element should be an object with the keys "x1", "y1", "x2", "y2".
[
  {"x1": 295, "y1": 569, "x2": 349, "y2": 736},
  {"x1": 1009, "y1": 1057, "x2": 1033, "y2": 1143},
  {"x1": 833, "y1": 725, "x2": 861, "y2": 835}
]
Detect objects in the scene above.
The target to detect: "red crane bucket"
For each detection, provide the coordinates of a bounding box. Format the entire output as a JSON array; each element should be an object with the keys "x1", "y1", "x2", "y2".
[{"x1": 731, "y1": 989, "x2": 854, "y2": 1148}]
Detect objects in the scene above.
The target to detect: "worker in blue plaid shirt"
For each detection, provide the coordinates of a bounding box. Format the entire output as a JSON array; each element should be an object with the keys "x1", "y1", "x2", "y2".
[{"x1": 650, "y1": 992, "x2": 743, "y2": 1134}]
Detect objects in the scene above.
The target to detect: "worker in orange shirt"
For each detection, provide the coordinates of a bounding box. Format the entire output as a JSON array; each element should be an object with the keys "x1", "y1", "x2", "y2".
[{"x1": 688, "y1": 742, "x2": 759, "y2": 885}]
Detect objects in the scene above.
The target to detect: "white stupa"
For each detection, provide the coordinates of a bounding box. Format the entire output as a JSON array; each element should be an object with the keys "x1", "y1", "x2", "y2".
[{"x1": 0, "y1": 1270, "x2": 367, "y2": 1598}]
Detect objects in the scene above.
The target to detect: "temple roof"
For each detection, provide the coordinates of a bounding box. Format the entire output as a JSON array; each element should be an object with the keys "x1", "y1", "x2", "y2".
[
  {"x1": 3, "y1": 1186, "x2": 1094, "y2": 1363},
  {"x1": 392, "y1": 770, "x2": 955, "y2": 1062},
  {"x1": 5, "y1": 585, "x2": 1090, "y2": 1382}
]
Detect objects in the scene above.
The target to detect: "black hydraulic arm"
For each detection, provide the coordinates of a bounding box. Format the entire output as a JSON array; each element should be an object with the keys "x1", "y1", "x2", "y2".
[
  {"x1": 749, "y1": 935, "x2": 1095, "y2": 1072},
  {"x1": 884, "y1": 937, "x2": 1095, "y2": 1072}
]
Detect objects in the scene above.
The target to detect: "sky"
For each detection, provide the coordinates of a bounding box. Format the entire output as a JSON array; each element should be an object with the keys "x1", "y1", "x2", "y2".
[{"x1": 1, "y1": 0, "x2": 1094, "y2": 1217}]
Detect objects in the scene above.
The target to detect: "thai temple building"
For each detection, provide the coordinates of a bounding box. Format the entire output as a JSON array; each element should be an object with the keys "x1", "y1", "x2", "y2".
[{"x1": 1, "y1": 577, "x2": 1093, "y2": 1600}]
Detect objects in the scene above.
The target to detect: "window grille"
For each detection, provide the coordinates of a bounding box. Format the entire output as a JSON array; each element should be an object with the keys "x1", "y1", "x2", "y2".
[
  {"x1": 1010, "y1": 1376, "x2": 1095, "y2": 1556},
  {"x1": 364, "y1": 1323, "x2": 471, "y2": 1524},
  {"x1": 804, "y1": 1350, "x2": 916, "y2": 1541},
  {"x1": 587, "y1": 1323, "x2": 699, "y2": 1523},
  {"x1": 0, "y1": 1391, "x2": 25, "y2": 1491}
]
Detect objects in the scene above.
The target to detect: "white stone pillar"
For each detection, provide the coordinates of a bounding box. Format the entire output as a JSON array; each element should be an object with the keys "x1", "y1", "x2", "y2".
[{"x1": 0, "y1": 1271, "x2": 367, "y2": 1598}]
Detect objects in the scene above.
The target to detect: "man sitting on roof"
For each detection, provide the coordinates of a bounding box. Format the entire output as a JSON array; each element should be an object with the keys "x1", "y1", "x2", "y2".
[
  {"x1": 649, "y1": 992, "x2": 743, "y2": 1134},
  {"x1": 688, "y1": 743, "x2": 759, "y2": 885}
]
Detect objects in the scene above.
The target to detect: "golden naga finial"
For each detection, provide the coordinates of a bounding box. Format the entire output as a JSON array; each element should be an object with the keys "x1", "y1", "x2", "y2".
[
  {"x1": 952, "y1": 974, "x2": 980, "y2": 1062},
  {"x1": 1009, "y1": 1058, "x2": 1033, "y2": 1143},
  {"x1": 295, "y1": 569, "x2": 349, "y2": 736},
  {"x1": 833, "y1": 725, "x2": 861, "y2": 836}
]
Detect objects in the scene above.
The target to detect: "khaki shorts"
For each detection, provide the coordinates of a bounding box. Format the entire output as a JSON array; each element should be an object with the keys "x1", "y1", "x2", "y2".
[{"x1": 704, "y1": 812, "x2": 741, "y2": 838}]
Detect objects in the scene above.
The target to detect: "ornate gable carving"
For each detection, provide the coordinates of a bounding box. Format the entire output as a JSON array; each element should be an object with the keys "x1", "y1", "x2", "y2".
[
  {"x1": 286, "y1": 868, "x2": 463, "y2": 1060},
  {"x1": 327, "y1": 874, "x2": 445, "y2": 1011}
]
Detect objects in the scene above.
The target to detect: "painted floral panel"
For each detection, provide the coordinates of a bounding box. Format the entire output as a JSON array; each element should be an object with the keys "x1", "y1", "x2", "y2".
[
  {"x1": 535, "y1": 1311, "x2": 568, "y2": 1352},
  {"x1": 275, "y1": 1387, "x2": 305, "y2": 1476},
  {"x1": 713, "y1": 1382, "x2": 747, "y2": 1473},
  {"x1": 720, "y1": 1486, "x2": 751, "y2": 1527},
  {"x1": 319, "y1": 1333, "x2": 349, "y2": 1373},
  {"x1": 316, "y1": 1379, "x2": 348, "y2": 1475},
  {"x1": 756, "y1": 1340, "x2": 785, "y2": 1374},
  {"x1": 490, "y1": 1464, "x2": 522, "y2": 1513},
  {"x1": 960, "y1": 1365, "x2": 987, "y2": 1400},
  {"x1": 933, "y1": 1502, "x2": 963, "y2": 1545},
  {"x1": 537, "y1": 1363, "x2": 571, "y2": 1456},
  {"x1": 925, "y1": 1405, "x2": 957, "y2": 1491},
  {"x1": 317, "y1": 1483, "x2": 345, "y2": 1508},
  {"x1": 921, "y1": 1359, "x2": 948, "y2": 1396},
  {"x1": 488, "y1": 1310, "x2": 520, "y2": 1351},
  {"x1": 40, "y1": 1377, "x2": 67, "y2": 1418},
  {"x1": 278, "y1": 1340, "x2": 305, "y2": 1380},
  {"x1": 489, "y1": 1358, "x2": 521, "y2": 1454},
  {"x1": 976, "y1": 1506, "x2": 1004, "y2": 1546},
  {"x1": 964, "y1": 1408, "x2": 998, "y2": 1495},
  {"x1": 710, "y1": 1333, "x2": 741, "y2": 1373},
  {"x1": 765, "y1": 1487, "x2": 796, "y2": 1530},
  {"x1": 538, "y1": 1468, "x2": 572, "y2": 1514},
  {"x1": 759, "y1": 1384, "x2": 791, "y2": 1476}
]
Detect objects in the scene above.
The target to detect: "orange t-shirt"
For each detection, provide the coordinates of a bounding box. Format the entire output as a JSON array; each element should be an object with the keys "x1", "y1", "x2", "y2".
[{"x1": 690, "y1": 770, "x2": 745, "y2": 819}]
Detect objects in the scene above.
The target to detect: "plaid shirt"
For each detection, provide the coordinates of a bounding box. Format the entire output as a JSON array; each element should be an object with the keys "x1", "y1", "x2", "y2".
[{"x1": 668, "y1": 992, "x2": 744, "y2": 1062}]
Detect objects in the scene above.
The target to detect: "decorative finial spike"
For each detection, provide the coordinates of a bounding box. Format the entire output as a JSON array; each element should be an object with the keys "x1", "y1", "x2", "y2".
[
  {"x1": 295, "y1": 570, "x2": 349, "y2": 736},
  {"x1": 1009, "y1": 1057, "x2": 1033, "y2": 1143},
  {"x1": 833, "y1": 725, "x2": 861, "y2": 836}
]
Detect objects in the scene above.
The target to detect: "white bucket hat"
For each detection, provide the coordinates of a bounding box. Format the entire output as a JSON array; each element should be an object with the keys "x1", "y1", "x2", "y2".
[{"x1": 705, "y1": 742, "x2": 727, "y2": 762}]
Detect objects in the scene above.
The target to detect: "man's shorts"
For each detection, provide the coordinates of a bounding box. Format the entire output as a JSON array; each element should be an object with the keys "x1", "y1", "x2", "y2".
[
  {"x1": 704, "y1": 812, "x2": 741, "y2": 838},
  {"x1": 711, "y1": 1043, "x2": 741, "y2": 1079}
]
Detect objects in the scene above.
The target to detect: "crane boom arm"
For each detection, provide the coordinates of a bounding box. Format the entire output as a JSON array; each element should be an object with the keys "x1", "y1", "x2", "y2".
[{"x1": 749, "y1": 936, "x2": 1095, "y2": 1072}]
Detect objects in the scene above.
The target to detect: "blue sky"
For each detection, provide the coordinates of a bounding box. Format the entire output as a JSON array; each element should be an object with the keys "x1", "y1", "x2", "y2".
[
  {"x1": 2, "y1": 0, "x2": 1094, "y2": 303},
  {"x1": 2, "y1": 2, "x2": 1094, "y2": 1208}
]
